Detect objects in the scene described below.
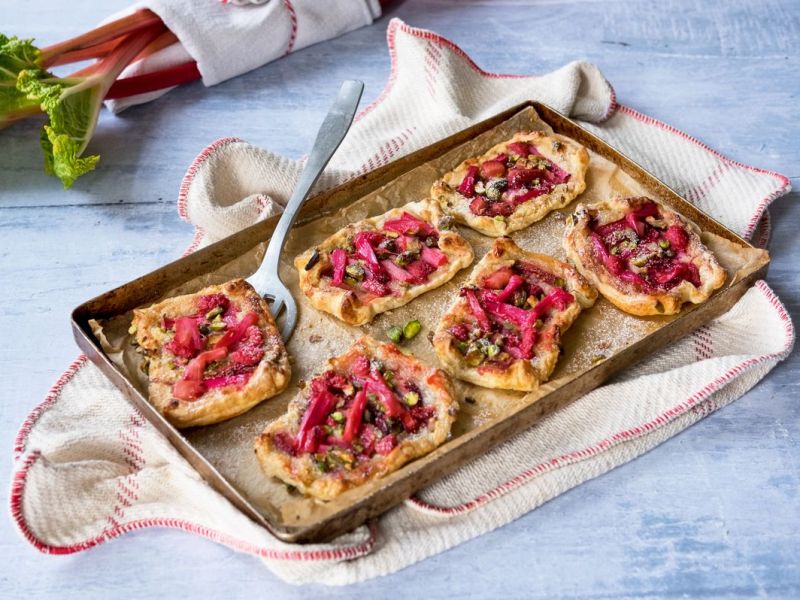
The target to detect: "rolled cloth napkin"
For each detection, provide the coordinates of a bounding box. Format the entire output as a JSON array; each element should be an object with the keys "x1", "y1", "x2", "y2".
[
  {"x1": 105, "y1": 0, "x2": 382, "y2": 112},
  {"x1": 11, "y1": 19, "x2": 793, "y2": 586}
]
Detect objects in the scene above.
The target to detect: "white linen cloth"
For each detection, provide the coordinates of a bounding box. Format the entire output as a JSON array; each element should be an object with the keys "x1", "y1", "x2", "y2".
[
  {"x1": 105, "y1": 0, "x2": 382, "y2": 113},
  {"x1": 12, "y1": 18, "x2": 793, "y2": 586}
]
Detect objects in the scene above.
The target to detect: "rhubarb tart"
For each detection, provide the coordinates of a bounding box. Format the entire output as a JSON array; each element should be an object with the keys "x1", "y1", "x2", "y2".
[
  {"x1": 431, "y1": 131, "x2": 589, "y2": 237},
  {"x1": 563, "y1": 196, "x2": 726, "y2": 316},
  {"x1": 131, "y1": 279, "x2": 290, "y2": 428},
  {"x1": 255, "y1": 336, "x2": 458, "y2": 500},
  {"x1": 433, "y1": 237, "x2": 597, "y2": 391},
  {"x1": 296, "y1": 199, "x2": 474, "y2": 326}
]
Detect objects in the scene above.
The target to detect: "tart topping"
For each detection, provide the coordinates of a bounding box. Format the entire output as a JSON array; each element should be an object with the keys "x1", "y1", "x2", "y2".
[
  {"x1": 322, "y1": 212, "x2": 449, "y2": 299},
  {"x1": 453, "y1": 261, "x2": 575, "y2": 367},
  {"x1": 277, "y1": 355, "x2": 437, "y2": 469},
  {"x1": 588, "y1": 201, "x2": 701, "y2": 291},
  {"x1": 457, "y1": 142, "x2": 571, "y2": 218},
  {"x1": 163, "y1": 294, "x2": 266, "y2": 401}
]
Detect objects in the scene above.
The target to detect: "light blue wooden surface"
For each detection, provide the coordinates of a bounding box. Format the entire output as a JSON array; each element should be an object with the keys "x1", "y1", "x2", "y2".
[{"x1": 2, "y1": 0, "x2": 798, "y2": 597}]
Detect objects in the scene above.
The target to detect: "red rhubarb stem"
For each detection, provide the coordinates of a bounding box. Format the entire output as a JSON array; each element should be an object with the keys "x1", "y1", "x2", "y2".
[
  {"x1": 40, "y1": 9, "x2": 162, "y2": 67},
  {"x1": 134, "y1": 30, "x2": 180, "y2": 62},
  {"x1": 105, "y1": 61, "x2": 201, "y2": 99},
  {"x1": 89, "y1": 22, "x2": 166, "y2": 97},
  {"x1": 46, "y1": 37, "x2": 124, "y2": 67}
]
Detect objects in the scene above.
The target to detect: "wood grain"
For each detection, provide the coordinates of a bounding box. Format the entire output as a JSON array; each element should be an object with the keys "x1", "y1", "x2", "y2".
[{"x1": 1, "y1": 0, "x2": 798, "y2": 597}]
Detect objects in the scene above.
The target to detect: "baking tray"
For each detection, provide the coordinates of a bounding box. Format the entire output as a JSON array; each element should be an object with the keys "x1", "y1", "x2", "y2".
[{"x1": 72, "y1": 101, "x2": 770, "y2": 543}]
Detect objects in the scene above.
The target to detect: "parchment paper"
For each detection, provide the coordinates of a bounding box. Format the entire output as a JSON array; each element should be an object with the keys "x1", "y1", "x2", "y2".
[{"x1": 95, "y1": 107, "x2": 769, "y2": 528}]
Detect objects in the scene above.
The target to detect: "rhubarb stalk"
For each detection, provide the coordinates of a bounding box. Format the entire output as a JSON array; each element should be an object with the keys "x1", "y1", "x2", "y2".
[
  {"x1": 38, "y1": 10, "x2": 162, "y2": 67},
  {"x1": 17, "y1": 21, "x2": 165, "y2": 187}
]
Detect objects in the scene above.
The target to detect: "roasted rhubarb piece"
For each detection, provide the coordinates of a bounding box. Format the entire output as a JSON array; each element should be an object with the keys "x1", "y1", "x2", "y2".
[
  {"x1": 563, "y1": 196, "x2": 727, "y2": 316},
  {"x1": 296, "y1": 199, "x2": 474, "y2": 326},
  {"x1": 131, "y1": 279, "x2": 290, "y2": 428},
  {"x1": 255, "y1": 336, "x2": 459, "y2": 500},
  {"x1": 433, "y1": 237, "x2": 598, "y2": 391},
  {"x1": 431, "y1": 130, "x2": 589, "y2": 236}
]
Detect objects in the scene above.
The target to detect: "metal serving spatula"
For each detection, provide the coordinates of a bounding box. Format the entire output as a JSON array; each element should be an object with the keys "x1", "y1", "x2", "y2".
[{"x1": 246, "y1": 80, "x2": 364, "y2": 341}]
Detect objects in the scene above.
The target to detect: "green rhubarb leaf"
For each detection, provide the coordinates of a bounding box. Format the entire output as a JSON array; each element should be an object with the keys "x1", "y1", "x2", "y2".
[
  {"x1": 18, "y1": 67, "x2": 103, "y2": 188},
  {"x1": 16, "y1": 67, "x2": 62, "y2": 109},
  {"x1": 0, "y1": 34, "x2": 43, "y2": 127},
  {"x1": 40, "y1": 124, "x2": 99, "y2": 188}
]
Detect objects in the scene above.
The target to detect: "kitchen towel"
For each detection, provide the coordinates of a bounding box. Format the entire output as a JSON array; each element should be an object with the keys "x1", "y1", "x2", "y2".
[
  {"x1": 11, "y1": 18, "x2": 793, "y2": 586},
  {"x1": 105, "y1": 0, "x2": 382, "y2": 113}
]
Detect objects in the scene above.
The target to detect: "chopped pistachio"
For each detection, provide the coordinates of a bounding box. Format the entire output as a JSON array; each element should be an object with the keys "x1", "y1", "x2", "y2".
[
  {"x1": 485, "y1": 178, "x2": 507, "y2": 201},
  {"x1": 554, "y1": 277, "x2": 565, "y2": 288},
  {"x1": 485, "y1": 344, "x2": 500, "y2": 358},
  {"x1": 331, "y1": 411, "x2": 345, "y2": 423},
  {"x1": 315, "y1": 457, "x2": 330, "y2": 472},
  {"x1": 648, "y1": 218, "x2": 668, "y2": 230},
  {"x1": 512, "y1": 288, "x2": 528, "y2": 308},
  {"x1": 591, "y1": 354, "x2": 607, "y2": 365},
  {"x1": 631, "y1": 255, "x2": 649, "y2": 267},
  {"x1": 167, "y1": 360, "x2": 176, "y2": 370},
  {"x1": 394, "y1": 251, "x2": 416, "y2": 267},
  {"x1": 535, "y1": 318, "x2": 544, "y2": 330},
  {"x1": 205, "y1": 306, "x2": 224, "y2": 319},
  {"x1": 209, "y1": 321, "x2": 226, "y2": 332},
  {"x1": 345, "y1": 263, "x2": 365, "y2": 281},
  {"x1": 383, "y1": 369, "x2": 395, "y2": 386},
  {"x1": 403, "y1": 391, "x2": 420, "y2": 406},
  {"x1": 128, "y1": 323, "x2": 137, "y2": 335},
  {"x1": 437, "y1": 215, "x2": 455, "y2": 230},
  {"x1": 494, "y1": 215, "x2": 506, "y2": 222},
  {"x1": 403, "y1": 320, "x2": 422, "y2": 340},
  {"x1": 199, "y1": 324, "x2": 211, "y2": 335},
  {"x1": 610, "y1": 246, "x2": 621, "y2": 256},
  {"x1": 386, "y1": 325, "x2": 404, "y2": 344},
  {"x1": 465, "y1": 346, "x2": 484, "y2": 367},
  {"x1": 456, "y1": 341, "x2": 468, "y2": 354},
  {"x1": 659, "y1": 239, "x2": 670, "y2": 249}
]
